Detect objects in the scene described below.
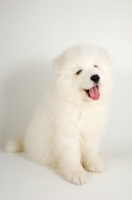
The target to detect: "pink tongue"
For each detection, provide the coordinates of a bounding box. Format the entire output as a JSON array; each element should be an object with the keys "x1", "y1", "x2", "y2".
[{"x1": 89, "y1": 86, "x2": 100, "y2": 100}]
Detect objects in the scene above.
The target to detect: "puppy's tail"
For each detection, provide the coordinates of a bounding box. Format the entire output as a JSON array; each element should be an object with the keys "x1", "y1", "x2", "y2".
[{"x1": 5, "y1": 138, "x2": 24, "y2": 153}]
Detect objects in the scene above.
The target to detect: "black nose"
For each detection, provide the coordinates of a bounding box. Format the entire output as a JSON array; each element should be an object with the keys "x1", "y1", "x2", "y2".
[{"x1": 91, "y1": 75, "x2": 100, "y2": 83}]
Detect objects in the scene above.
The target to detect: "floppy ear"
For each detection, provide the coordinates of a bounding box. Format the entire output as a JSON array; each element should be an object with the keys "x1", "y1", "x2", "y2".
[{"x1": 52, "y1": 54, "x2": 64, "y2": 75}]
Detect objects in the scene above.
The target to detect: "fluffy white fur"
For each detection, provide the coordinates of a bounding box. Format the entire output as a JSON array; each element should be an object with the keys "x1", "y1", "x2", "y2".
[{"x1": 6, "y1": 44, "x2": 113, "y2": 185}]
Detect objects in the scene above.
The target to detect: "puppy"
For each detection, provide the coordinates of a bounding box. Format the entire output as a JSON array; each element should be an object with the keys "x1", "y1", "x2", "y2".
[{"x1": 6, "y1": 44, "x2": 113, "y2": 185}]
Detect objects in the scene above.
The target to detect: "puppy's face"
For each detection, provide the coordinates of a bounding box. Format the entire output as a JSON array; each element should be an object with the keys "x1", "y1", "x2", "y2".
[
  {"x1": 74, "y1": 65, "x2": 102, "y2": 101},
  {"x1": 53, "y1": 45, "x2": 112, "y2": 102}
]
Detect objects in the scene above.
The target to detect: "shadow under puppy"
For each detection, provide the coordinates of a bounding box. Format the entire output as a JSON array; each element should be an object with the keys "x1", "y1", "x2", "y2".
[{"x1": 6, "y1": 44, "x2": 113, "y2": 185}]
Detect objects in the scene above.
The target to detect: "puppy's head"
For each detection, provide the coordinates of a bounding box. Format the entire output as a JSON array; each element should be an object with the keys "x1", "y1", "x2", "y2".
[{"x1": 53, "y1": 45, "x2": 113, "y2": 103}]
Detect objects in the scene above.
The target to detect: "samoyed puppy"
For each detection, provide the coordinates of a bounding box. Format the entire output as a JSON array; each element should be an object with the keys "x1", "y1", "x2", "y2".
[{"x1": 6, "y1": 44, "x2": 113, "y2": 185}]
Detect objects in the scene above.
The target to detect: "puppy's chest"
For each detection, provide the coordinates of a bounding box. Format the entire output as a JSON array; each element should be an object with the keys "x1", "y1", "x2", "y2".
[{"x1": 76, "y1": 106, "x2": 104, "y2": 134}]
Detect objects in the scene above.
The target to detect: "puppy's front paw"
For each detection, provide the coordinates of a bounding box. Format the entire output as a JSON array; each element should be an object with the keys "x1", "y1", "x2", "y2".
[
  {"x1": 64, "y1": 167, "x2": 86, "y2": 185},
  {"x1": 85, "y1": 159, "x2": 104, "y2": 173}
]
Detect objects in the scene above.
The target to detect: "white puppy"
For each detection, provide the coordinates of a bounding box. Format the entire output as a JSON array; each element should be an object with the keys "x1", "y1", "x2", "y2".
[{"x1": 6, "y1": 44, "x2": 113, "y2": 185}]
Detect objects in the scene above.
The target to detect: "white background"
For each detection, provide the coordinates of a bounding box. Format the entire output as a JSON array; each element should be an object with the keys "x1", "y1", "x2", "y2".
[{"x1": 0, "y1": 0, "x2": 132, "y2": 200}]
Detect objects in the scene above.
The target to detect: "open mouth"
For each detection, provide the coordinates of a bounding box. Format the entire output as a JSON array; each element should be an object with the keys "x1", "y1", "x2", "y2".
[{"x1": 84, "y1": 85, "x2": 100, "y2": 100}]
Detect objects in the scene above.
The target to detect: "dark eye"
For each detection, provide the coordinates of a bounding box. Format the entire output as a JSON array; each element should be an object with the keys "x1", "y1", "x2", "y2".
[
  {"x1": 76, "y1": 70, "x2": 82, "y2": 75},
  {"x1": 94, "y1": 65, "x2": 98, "y2": 68}
]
